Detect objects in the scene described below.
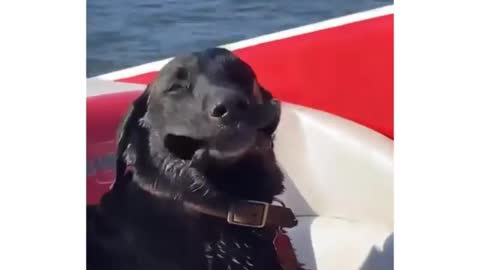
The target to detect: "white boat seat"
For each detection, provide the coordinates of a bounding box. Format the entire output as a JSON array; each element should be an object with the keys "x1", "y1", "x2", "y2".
[{"x1": 274, "y1": 103, "x2": 393, "y2": 270}]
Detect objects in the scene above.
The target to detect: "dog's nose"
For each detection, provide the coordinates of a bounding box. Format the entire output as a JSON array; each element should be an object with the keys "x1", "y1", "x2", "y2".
[{"x1": 210, "y1": 96, "x2": 249, "y2": 120}]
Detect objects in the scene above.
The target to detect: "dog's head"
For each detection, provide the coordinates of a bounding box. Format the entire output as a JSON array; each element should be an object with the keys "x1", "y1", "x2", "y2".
[{"x1": 115, "y1": 48, "x2": 284, "y2": 199}]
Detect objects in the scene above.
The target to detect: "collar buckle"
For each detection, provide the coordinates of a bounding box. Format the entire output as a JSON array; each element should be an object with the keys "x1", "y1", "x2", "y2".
[{"x1": 227, "y1": 200, "x2": 270, "y2": 228}]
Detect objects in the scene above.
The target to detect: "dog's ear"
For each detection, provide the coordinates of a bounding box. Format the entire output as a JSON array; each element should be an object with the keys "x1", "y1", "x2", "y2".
[
  {"x1": 254, "y1": 81, "x2": 281, "y2": 135},
  {"x1": 113, "y1": 86, "x2": 150, "y2": 186}
]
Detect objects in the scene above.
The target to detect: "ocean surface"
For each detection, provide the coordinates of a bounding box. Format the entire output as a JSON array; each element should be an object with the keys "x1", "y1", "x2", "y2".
[{"x1": 87, "y1": 0, "x2": 392, "y2": 77}]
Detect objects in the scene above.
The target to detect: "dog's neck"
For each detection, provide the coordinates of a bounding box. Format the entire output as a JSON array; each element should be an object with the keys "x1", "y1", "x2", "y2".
[
  {"x1": 202, "y1": 152, "x2": 285, "y2": 202},
  {"x1": 130, "y1": 137, "x2": 283, "y2": 198},
  {"x1": 103, "y1": 144, "x2": 293, "y2": 233},
  {"x1": 113, "y1": 136, "x2": 286, "y2": 227}
]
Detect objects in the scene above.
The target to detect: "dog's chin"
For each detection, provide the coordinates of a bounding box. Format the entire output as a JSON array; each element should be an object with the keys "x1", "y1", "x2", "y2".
[{"x1": 206, "y1": 126, "x2": 256, "y2": 162}]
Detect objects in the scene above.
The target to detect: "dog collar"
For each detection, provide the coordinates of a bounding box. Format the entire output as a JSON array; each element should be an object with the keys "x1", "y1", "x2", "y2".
[{"x1": 184, "y1": 199, "x2": 298, "y2": 229}]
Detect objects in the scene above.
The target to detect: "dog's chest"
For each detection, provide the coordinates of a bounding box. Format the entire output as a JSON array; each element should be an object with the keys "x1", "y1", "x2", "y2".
[
  {"x1": 205, "y1": 238, "x2": 254, "y2": 270},
  {"x1": 203, "y1": 229, "x2": 280, "y2": 270}
]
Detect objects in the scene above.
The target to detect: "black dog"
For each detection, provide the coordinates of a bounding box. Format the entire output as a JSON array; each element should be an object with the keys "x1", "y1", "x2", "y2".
[{"x1": 87, "y1": 48, "x2": 303, "y2": 270}]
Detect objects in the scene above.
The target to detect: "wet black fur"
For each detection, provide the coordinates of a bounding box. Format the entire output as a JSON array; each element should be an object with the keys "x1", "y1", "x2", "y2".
[{"x1": 87, "y1": 48, "x2": 304, "y2": 270}]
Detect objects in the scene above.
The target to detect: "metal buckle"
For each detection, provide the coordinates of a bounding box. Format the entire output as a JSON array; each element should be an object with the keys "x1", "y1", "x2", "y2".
[
  {"x1": 227, "y1": 200, "x2": 270, "y2": 228},
  {"x1": 272, "y1": 198, "x2": 286, "y2": 208}
]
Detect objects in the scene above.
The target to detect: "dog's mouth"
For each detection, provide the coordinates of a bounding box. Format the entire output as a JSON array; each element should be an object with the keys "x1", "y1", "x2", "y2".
[
  {"x1": 164, "y1": 128, "x2": 273, "y2": 162},
  {"x1": 164, "y1": 134, "x2": 207, "y2": 160}
]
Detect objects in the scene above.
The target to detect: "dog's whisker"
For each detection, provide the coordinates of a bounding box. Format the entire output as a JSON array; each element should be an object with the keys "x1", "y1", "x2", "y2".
[
  {"x1": 234, "y1": 242, "x2": 241, "y2": 248},
  {"x1": 191, "y1": 186, "x2": 202, "y2": 193},
  {"x1": 246, "y1": 260, "x2": 254, "y2": 266},
  {"x1": 188, "y1": 179, "x2": 200, "y2": 188},
  {"x1": 232, "y1": 258, "x2": 241, "y2": 264},
  {"x1": 152, "y1": 178, "x2": 158, "y2": 190},
  {"x1": 190, "y1": 181, "x2": 205, "y2": 193},
  {"x1": 164, "y1": 163, "x2": 174, "y2": 173}
]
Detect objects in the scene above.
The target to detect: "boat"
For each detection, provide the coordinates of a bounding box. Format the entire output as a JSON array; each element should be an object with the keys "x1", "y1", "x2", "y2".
[{"x1": 87, "y1": 5, "x2": 393, "y2": 270}]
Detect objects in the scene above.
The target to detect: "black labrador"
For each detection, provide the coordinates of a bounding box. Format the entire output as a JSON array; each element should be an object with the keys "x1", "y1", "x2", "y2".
[{"x1": 87, "y1": 48, "x2": 304, "y2": 270}]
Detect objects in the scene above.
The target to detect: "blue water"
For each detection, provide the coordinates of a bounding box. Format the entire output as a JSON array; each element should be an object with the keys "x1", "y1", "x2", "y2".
[{"x1": 87, "y1": 0, "x2": 392, "y2": 77}]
